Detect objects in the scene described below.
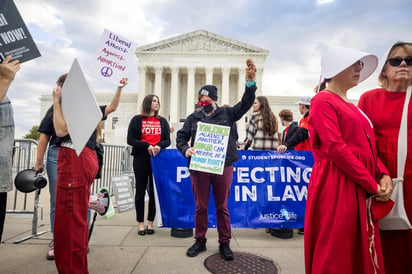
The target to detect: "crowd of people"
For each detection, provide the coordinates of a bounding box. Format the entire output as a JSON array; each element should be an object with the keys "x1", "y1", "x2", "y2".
[{"x1": 1, "y1": 40, "x2": 411, "y2": 274}]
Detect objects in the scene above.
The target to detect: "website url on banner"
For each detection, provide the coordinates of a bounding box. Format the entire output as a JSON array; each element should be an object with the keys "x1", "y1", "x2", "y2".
[{"x1": 246, "y1": 154, "x2": 306, "y2": 161}]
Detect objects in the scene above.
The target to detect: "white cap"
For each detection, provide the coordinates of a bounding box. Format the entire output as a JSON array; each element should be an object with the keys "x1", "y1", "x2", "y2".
[
  {"x1": 296, "y1": 96, "x2": 312, "y2": 106},
  {"x1": 321, "y1": 46, "x2": 378, "y2": 83}
]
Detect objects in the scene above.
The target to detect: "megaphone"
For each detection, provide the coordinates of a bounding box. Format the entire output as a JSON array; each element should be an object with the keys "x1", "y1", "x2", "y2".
[{"x1": 14, "y1": 169, "x2": 47, "y2": 193}]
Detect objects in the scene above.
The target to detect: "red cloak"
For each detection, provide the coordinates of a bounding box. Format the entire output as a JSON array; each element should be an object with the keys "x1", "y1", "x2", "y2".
[
  {"x1": 305, "y1": 91, "x2": 387, "y2": 274},
  {"x1": 359, "y1": 88, "x2": 412, "y2": 274}
]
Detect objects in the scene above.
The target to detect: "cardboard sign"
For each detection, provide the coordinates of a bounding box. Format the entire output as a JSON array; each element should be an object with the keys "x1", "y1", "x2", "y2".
[
  {"x1": 89, "y1": 29, "x2": 137, "y2": 85},
  {"x1": 189, "y1": 122, "x2": 230, "y2": 175},
  {"x1": 111, "y1": 175, "x2": 135, "y2": 213},
  {"x1": 0, "y1": 0, "x2": 41, "y2": 63},
  {"x1": 61, "y1": 59, "x2": 102, "y2": 156}
]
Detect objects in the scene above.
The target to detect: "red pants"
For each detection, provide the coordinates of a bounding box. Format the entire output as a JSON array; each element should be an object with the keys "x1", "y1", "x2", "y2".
[
  {"x1": 54, "y1": 147, "x2": 98, "y2": 274},
  {"x1": 190, "y1": 165, "x2": 233, "y2": 244}
]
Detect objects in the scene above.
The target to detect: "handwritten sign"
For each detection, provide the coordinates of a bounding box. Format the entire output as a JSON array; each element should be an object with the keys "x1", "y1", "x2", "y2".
[
  {"x1": 189, "y1": 122, "x2": 230, "y2": 175},
  {"x1": 0, "y1": 0, "x2": 41, "y2": 63},
  {"x1": 89, "y1": 29, "x2": 137, "y2": 85},
  {"x1": 111, "y1": 175, "x2": 135, "y2": 213}
]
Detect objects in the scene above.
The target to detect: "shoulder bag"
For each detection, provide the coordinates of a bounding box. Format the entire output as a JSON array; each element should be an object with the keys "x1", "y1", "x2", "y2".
[{"x1": 379, "y1": 85, "x2": 412, "y2": 230}]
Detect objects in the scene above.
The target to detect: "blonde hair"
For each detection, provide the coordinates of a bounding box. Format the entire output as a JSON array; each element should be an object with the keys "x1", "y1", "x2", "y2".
[{"x1": 378, "y1": 42, "x2": 412, "y2": 88}]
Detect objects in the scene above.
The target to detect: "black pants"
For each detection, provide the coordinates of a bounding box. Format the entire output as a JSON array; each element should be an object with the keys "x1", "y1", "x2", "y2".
[
  {"x1": 0, "y1": 192, "x2": 7, "y2": 242},
  {"x1": 133, "y1": 155, "x2": 155, "y2": 223}
]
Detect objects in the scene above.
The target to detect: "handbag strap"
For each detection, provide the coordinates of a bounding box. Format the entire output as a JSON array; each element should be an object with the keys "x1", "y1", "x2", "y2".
[{"x1": 397, "y1": 85, "x2": 412, "y2": 179}]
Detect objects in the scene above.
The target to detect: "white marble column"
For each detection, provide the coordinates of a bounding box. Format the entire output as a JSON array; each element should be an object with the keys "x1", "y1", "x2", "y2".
[
  {"x1": 221, "y1": 67, "x2": 230, "y2": 105},
  {"x1": 169, "y1": 67, "x2": 179, "y2": 123},
  {"x1": 154, "y1": 66, "x2": 163, "y2": 99},
  {"x1": 256, "y1": 68, "x2": 263, "y2": 96},
  {"x1": 186, "y1": 67, "x2": 196, "y2": 115},
  {"x1": 137, "y1": 66, "x2": 146, "y2": 110},
  {"x1": 205, "y1": 67, "x2": 214, "y2": 85},
  {"x1": 238, "y1": 67, "x2": 245, "y2": 101}
]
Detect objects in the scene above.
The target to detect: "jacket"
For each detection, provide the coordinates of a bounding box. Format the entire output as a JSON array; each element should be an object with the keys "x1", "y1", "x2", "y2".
[
  {"x1": 0, "y1": 96, "x2": 14, "y2": 192},
  {"x1": 176, "y1": 84, "x2": 256, "y2": 168},
  {"x1": 282, "y1": 121, "x2": 299, "y2": 149}
]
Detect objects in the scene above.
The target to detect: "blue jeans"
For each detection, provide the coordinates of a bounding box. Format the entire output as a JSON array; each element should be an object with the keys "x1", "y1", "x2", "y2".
[{"x1": 46, "y1": 145, "x2": 58, "y2": 233}]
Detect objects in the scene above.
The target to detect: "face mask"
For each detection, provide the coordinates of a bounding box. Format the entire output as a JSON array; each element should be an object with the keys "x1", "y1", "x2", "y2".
[{"x1": 203, "y1": 104, "x2": 214, "y2": 113}]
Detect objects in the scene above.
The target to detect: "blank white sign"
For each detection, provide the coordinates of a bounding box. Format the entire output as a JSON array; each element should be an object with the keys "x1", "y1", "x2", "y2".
[{"x1": 61, "y1": 59, "x2": 102, "y2": 156}]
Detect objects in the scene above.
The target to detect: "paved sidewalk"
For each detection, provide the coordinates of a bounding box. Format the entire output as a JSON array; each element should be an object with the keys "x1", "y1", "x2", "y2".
[{"x1": 1, "y1": 191, "x2": 305, "y2": 274}]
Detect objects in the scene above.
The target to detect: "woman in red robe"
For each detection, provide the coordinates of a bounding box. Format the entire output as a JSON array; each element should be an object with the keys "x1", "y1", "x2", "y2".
[
  {"x1": 358, "y1": 41, "x2": 412, "y2": 274},
  {"x1": 305, "y1": 46, "x2": 392, "y2": 274}
]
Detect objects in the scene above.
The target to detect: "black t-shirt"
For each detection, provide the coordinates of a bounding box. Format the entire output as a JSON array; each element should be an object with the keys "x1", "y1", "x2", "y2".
[
  {"x1": 38, "y1": 105, "x2": 58, "y2": 146},
  {"x1": 57, "y1": 105, "x2": 107, "y2": 150}
]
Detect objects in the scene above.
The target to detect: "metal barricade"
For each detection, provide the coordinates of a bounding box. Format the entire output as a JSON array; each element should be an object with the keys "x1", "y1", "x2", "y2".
[
  {"x1": 9, "y1": 139, "x2": 39, "y2": 213},
  {"x1": 91, "y1": 144, "x2": 133, "y2": 193},
  {"x1": 9, "y1": 140, "x2": 133, "y2": 243},
  {"x1": 9, "y1": 139, "x2": 49, "y2": 243}
]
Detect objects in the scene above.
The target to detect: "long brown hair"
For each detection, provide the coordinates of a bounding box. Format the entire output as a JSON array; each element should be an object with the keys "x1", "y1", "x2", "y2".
[
  {"x1": 141, "y1": 94, "x2": 160, "y2": 118},
  {"x1": 255, "y1": 96, "x2": 278, "y2": 135}
]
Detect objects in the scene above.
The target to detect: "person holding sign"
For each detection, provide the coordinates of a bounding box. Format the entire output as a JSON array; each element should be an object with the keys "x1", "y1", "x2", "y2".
[
  {"x1": 52, "y1": 77, "x2": 127, "y2": 273},
  {"x1": 0, "y1": 55, "x2": 20, "y2": 242},
  {"x1": 305, "y1": 46, "x2": 392, "y2": 274},
  {"x1": 358, "y1": 41, "x2": 412, "y2": 274},
  {"x1": 127, "y1": 94, "x2": 171, "y2": 236},
  {"x1": 176, "y1": 59, "x2": 257, "y2": 260}
]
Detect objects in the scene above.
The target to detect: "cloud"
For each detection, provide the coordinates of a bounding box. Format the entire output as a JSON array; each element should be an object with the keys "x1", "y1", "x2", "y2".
[
  {"x1": 7, "y1": 0, "x2": 412, "y2": 138},
  {"x1": 317, "y1": 0, "x2": 334, "y2": 4}
]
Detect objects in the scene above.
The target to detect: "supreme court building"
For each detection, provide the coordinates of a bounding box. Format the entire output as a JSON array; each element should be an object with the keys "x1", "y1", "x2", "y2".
[
  {"x1": 135, "y1": 29, "x2": 269, "y2": 123},
  {"x1": 40, "y1": 30, "x2": 310, "y2": 145}
]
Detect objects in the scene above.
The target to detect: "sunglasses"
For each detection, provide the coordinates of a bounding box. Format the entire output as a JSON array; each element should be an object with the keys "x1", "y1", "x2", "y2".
[
  {"x1": 387, "y1": 57, "x2": 412, "y2": 67},
  {"x1": 197, "y1": 101, "x2": 211, "y2": 107}
]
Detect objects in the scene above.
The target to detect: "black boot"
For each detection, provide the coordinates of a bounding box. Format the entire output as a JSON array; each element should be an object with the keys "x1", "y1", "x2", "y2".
[
  {"x1": 186, "y1": 239, "x2": 206, "y2": 257},
  {"x1": 219, "y1": 243, "x2": 234, "y2": 260}
]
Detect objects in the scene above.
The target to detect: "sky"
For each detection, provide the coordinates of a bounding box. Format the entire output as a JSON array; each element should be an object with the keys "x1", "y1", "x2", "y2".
[{"x1": 4, "y1": 0, "x2": 412, "y2": 138}]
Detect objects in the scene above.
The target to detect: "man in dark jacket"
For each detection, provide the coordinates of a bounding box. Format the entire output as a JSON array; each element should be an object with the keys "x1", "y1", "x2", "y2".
[
  {"x1": 277, "y1": 96, "x2": 311, "y2": 152},
  {"x1": 279, "y1": 109, "x2": 299, "y2": 150},
  {"x1": 176, "y1": 59, "x2": 256, "y2": 260}
]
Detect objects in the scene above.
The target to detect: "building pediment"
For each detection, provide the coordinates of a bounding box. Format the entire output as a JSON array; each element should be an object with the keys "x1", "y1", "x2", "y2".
[{"x1": 136, "y1": 29, "x2": 268, "y2": 55}]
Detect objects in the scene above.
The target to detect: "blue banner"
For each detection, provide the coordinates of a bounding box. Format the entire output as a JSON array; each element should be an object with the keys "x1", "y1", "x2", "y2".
[{"x1": 151, "y1": 149, "x2": 313, "y2": 228}]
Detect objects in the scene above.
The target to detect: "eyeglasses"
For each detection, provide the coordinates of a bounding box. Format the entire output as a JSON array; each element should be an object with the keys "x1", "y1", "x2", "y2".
[
  {"x1": 197, "y1": 101, "x2": 211, "y2": 107},
  {"x1": 387, "y1": 57, "x2": 412, "y2": 67},
  {"x1": 353, "y1": 60, "x2": 364, "y2": 68}
]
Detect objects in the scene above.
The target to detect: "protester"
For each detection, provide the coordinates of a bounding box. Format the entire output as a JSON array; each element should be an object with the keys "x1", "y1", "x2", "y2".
[
  {"x1": 278, "y1": 109, "x2": 298, "y2": 149},
  {"x1": 277, "y1": 97, "x2": 311, "y2": 235},
  {"x1": 52, "y1": 77, "x2": 127, "y2": 273},
  {"x1": 127, "y1": 94, "x2": 171, "y2": 236},
  {"x1": 176, "y1": 58, "x2": 257, "y2": 260},
  {"x1": 243, "y1": 96, "x2": 286, "y2": 236},
  {"x1": 358, "y1": 41, "x2": 412, "y2": 274},
  {"x1": 277, "y1": 96, "x2": 311, "y2": 153},
  {"x1": 0, "y1": 56, "x2": 20, "y2": 243},
  {"x1": 244, "y1": 96, "x2": 280, "y2": 150},
  {"x1": 305, "y1": 46, "x2": 392, "y2": 274},
  {"x1": 34, "y1": 74, "x2": 125, "y2": 260},
  {"x1": 264, "y1": 108, "x2": 300, "y2": 239},
  {"x1": 33, "y1": 74, "x2": 66, "y2": 259}
]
